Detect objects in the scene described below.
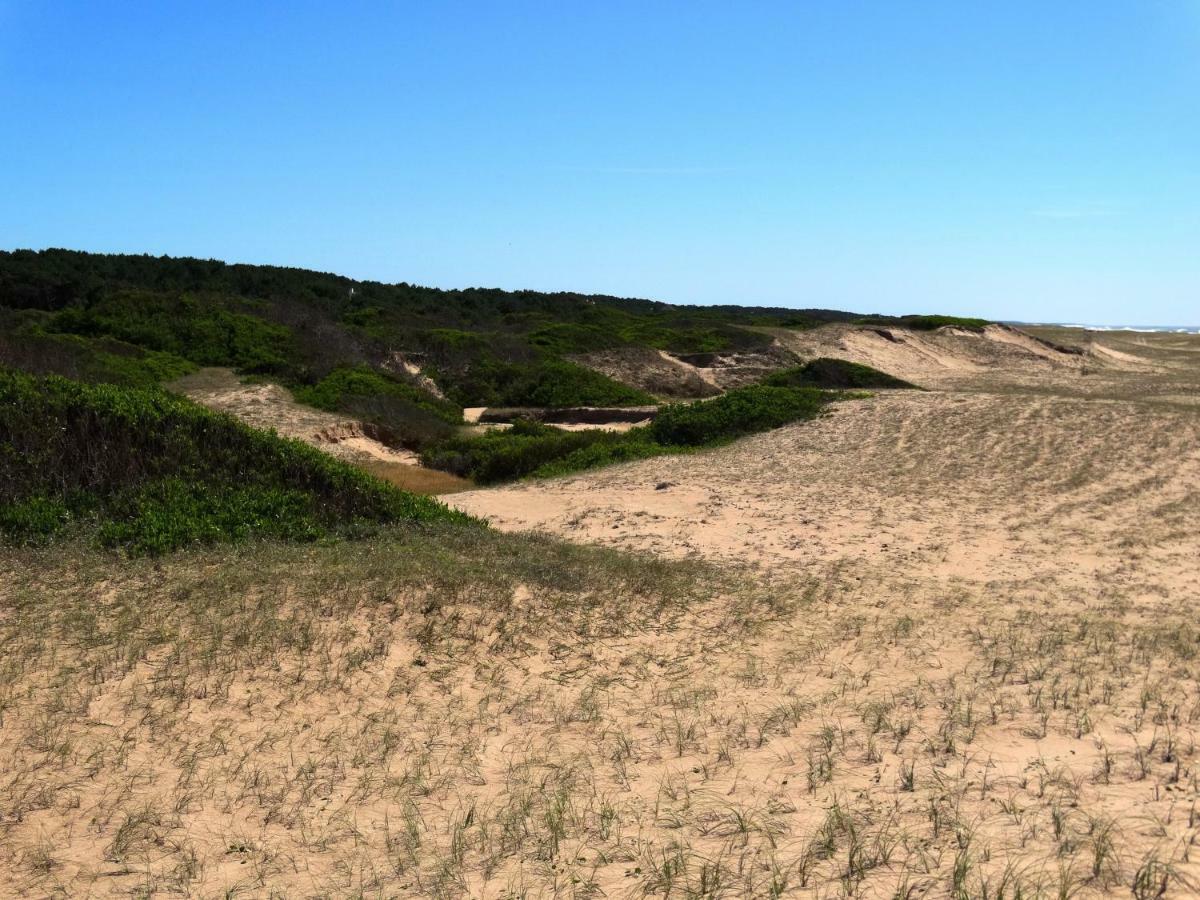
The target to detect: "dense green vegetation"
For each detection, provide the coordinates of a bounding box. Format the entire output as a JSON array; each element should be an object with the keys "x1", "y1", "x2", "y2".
[
  {"x1": 0, "y1": 249, "x2": 971, "y2": 415},
  {"x1": 0, "y1": 309, "x2": 197, "y2": 387},
  {"x1": 422, "y1": 382, "x2": 844, "y2": 484},
  {"x1": 0, "y1": 369, "x2": 472, "y2": 553},
  {"x1": 47, "y1": 292, "x2": 299, "y2": 374},
  {"x1": 856, "y1": 314, "x2": 991, "y2": 332},
  {"x1": 0, "y1": 251, "x2": 959, "y2": 555},
  {"x1": 293, "y1": 366, "x2": 463, "y2": 450},
  {"x1": 762, "y1": 357, "x2": 920, "y2": 390},
  {"x1": 649, "y1": 384, "x2": 829, "y2": 447},
  {"x1": 422, "y1": 420, "x2": 673, "y2": 484},
  {"x1": 432, "y1": 352, "x2": 655, "y2": 409}
]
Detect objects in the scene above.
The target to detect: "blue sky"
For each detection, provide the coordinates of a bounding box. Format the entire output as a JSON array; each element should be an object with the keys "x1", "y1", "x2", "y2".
[{"x1": 1, "y1": 1, "x2": 1197, "y2": 323}]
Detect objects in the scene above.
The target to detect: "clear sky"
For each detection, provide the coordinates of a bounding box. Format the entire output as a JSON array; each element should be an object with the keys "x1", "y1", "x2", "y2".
[{"x1": 2, "y1": 2, "x2": 1197, "y2": 323}]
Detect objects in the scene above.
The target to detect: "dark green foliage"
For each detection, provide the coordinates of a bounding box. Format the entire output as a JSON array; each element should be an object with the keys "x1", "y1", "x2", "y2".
[
  {"x1": 0, "y1": 496, "x2": 71, "y2": 541},
  {"x1": 492, "y1": 360, "x2": 654, "y2": 408},
  {"x1": 650, "y1": 385, "x2": 828, "y2": 447},
  {"x1": 421, "y1": 419, "x2": 669, "y2": 484},
  {"x1": 0, "y1": 369, "x2": 472, "y2": 553},
  {"x1": 527, "y1": 323, "x2": 625, "y2": 355},
  {"x1": 0, "y1": 310, "x2": 197, "y2": 388},
  {"x1": 0, "y1": 249, "x2": 980, "y2": 411},
  {"x1": 47, "y1": 292, "x2": 298, "y2": 375},
  {"x1": 294, "y1": 366, "x2": 462, "y2": 449},
  {"x1": 94, "y1": 480, "x2": 323, "y2": 554},
  {"x1": 762, "y1": 358, "x2": 919, "y2": 390},
  {"x1": 856, "y1": 314, "x2": 991, "y2": 332},
  {"x1": 422, "y1": 383, "x2": 840, "y2": 484},
  {"x1": 422, "y1": 349, "x2": 652, "y2": 408},
  {"x1": 530, "y1": 436, "x2": 676, "y2": 480}
]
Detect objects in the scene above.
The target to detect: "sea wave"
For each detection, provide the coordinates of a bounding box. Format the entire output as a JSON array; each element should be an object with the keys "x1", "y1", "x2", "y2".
[{"x1": 1045, "y1": 323, "x2": 1200, "y2": 335}]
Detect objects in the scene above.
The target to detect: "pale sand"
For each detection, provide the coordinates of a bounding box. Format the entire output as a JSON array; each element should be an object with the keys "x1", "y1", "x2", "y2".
[
  {"x1": 171, "y1": 367, "x2": 419, "y2": 465},
  {"x1": 4, "y1": 329, "x2": 1200, "y2": 897},
  {"x1": 441, "y1": 327, "x2": 1200, "y2": 895}
]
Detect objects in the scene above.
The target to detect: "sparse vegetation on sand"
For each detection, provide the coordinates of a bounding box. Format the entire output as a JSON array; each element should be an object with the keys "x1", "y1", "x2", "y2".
[
  {"x1": 0, "y1": 369, "x2": 471, "y2": 553},
  {"x1": 422, "y1": 383, "x2": 847, "y2": 483},
  {"x1": 0, "y1": 527, "x2": 771, "y2": 897},
  {"x1": 443, "y1": 335, "x2": 1200, "y2": 898}
]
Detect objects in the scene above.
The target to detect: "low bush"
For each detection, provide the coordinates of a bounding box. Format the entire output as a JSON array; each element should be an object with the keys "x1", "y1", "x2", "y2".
[
  {"x1": 0, "y1": 369, "x2": 473, "y2": 553},
  {"x1": 48, "y1": 292, "x2": 299, "y2": 376},
  {"x1": 651, "y1": 385, "x2": 828, "y2": 446},
  {"x1": 294, "y1": 366, "x2": 461, "y2": 449},
  {"x1": 529, "y1": 434, "x2": 675, "y2": 479},
  {"x1": 433, "y1": 355, "x2": 655, "y2": 409},
  {"x1": 0, "y1": 313, "x2": 197, "y2": 387},
  {"x1": 422, "y1": 382, "x2": 841, "y2": 484},
  {"x1": 421, "y1": 420, "x2": 644, "y2": 484},
  {"x1": 293, "y1": 367, "x2": 457, "y2": 420},
  {"x1": 857, "y1": 314, "x2": 991, "y2": 332},
  {"x1": 762, "y1": 358, "x2": 919, "y2": 390}
]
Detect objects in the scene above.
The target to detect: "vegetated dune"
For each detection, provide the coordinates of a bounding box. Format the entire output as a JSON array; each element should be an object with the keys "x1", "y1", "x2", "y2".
[
  {"x1": 172, "y1": 367, "x2": 472, "y2": 493},
  {"x1": 574, "y1": 341, "x2": 800, "y2": 399},
  {"x1": 570, "y1": 346, "x2": 722, "y2": 399},
  {"x1": 172, "y1": 368, "x2": 420, "y2": 466},
  {"x1": 582, "y1": 320, "x2": 1127, "y2": 403},
  {"x1": 768, "y1": 321, "x2": 1097, "y2": 387},
  {"x1": 4, "y1": 328, "x2": 1199, "y2": 898}
]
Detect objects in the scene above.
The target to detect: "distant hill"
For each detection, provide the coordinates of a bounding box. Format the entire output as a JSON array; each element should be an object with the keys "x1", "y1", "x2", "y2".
[{"x1": 0, "y1": 249, "x2": 980, "y2": 415}]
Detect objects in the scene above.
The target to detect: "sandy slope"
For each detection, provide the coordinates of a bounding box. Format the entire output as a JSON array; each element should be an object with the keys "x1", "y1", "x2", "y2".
[
  {"x1": 444, "y1": 329, "x2": 1200, "y2": 895},
  {"x1": 172, "y1": 367, "x2": 420, "y2": 465},
  {"x1": 450, "y1": 389, "x2": 1199, "y2": 590},
  {"x1": 4, "y1": 330, "x2": 1199, "y2": 898}
]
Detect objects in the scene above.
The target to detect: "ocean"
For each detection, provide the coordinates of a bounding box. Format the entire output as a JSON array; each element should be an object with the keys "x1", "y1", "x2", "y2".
[{"x1": 1018, "y1": 323, "x2": 1200, "y2": 335}]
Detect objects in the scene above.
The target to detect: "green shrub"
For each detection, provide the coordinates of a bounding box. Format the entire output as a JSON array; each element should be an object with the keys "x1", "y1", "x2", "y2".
[
  {"x1": 293, "y1": 366, "x2": 461, "y2": 449},
  {"x1": 0, "y1": 495, "x2": 71, "y2": 542},
  {"x1": 762, "y1": 358, "x2": 918, "y2": 390},
  {"x1": 95, "y1": 479, "x2": 322, "y2": 555},
  {"x1": 422, "y1": 382, "x2": 841, "y2": 484},
  {"x1": 508, "y1": 360, "x2": 654, "y2": 407},
  {"x1": 650, "y1": 385, "x2": 828, "y2": 447},
  {"x1": 528, "y1": 323, "x2": 625, "y2": 355},
  {"x1": 529, "y1": 434, "x2": 675, "y2": 479},
  {"x1": 0, "y1": 314, "x2": 197, "y2": 387},
  {"x1": 48, "y1": 292, "x2": 298, "y2": 375},
  {"x1": 0, "y1": 369, "x2": 474, "y2": 552},
  {"x1": 421, "y1": 419, "x2": 640, "y2": 484},
  {"x1": 437, "y1": 357, "x2": 654, "y2": 409},
  {"x1": 294, "y1": 367, "x2": 455, "y2": 419},
  {"x1": 857, "y1": 314, "x2": 991, "y2": 332}
]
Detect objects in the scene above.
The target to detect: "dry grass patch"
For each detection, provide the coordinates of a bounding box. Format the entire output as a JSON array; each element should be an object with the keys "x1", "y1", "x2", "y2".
[
  {"x1": 4, "y1": 531, "x2": 1200, "y2": 897},
  {"x1": 359, "y1": 461, "x2": 474, "y2": 495}
]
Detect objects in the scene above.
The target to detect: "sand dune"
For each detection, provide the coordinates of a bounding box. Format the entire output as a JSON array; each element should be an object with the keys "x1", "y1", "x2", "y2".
[
  {"x1": 445, "y1": 329, "x2": 1200, "y2": 896},
  {"x1": 9, "y1": 334, "x2": 1196, "y2": 897},
  {"x1": 768, "y1": 322, "x2": 1091, "y2": 386}
]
